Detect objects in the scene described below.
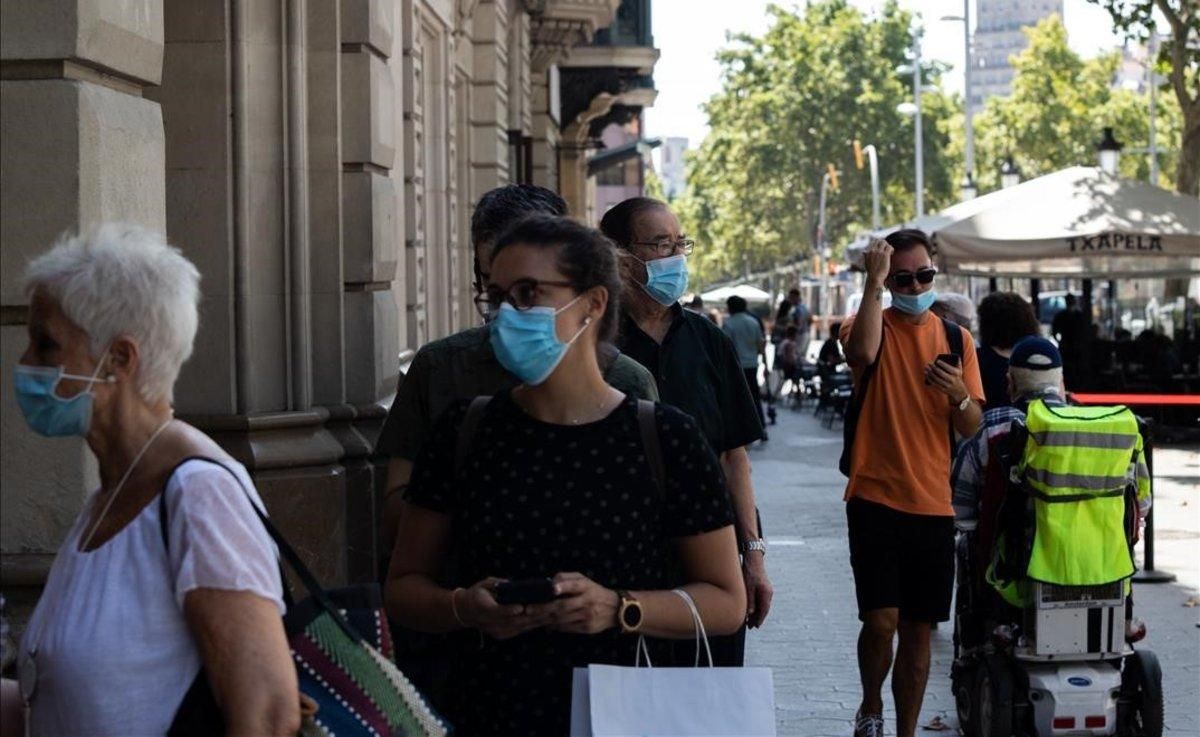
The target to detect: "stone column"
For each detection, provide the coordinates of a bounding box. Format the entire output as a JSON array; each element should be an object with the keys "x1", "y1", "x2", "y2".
[
  {"x1": 0, "y1": 0, "x2": 166, "y2": 618},
  {"x1": 149, "y1": 0, "x2": 352, "y2": 587}
]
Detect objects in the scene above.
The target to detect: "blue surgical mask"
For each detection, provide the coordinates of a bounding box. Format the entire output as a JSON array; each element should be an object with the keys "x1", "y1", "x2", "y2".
[
  {"x1": 14, "y1": 357, "x2": 113, "y2": 437},
  {"x1": 490, "y1": 297, "x2": 590, "y2": 385},
  {"x1": 635, "y1": 254, "x2": 689, "y2": 306},
  {"x1": 891, "y1": 290, "x2": 938, "y2": 316}
]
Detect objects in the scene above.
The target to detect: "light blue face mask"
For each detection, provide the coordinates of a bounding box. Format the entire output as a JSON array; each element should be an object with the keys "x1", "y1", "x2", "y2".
[
  {"x1": 14, "y1": 358, "x2": 113, "y2": 437},
  {"x1": 635, "y1": 254, "x2": 689, "y2": 306},
  {"x1": 490, "y1": 297, "x2": 590, "y2": 385},
  {"x1": 891, "y1": 289, "x2": 938, "y2": 316}
]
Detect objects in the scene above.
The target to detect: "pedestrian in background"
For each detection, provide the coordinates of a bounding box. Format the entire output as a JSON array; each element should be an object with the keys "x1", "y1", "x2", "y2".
[
  {"x1": 931, "y1": 292, "x2": 976, "y2": 333},
  {"x1": 772, "y1": 289, "x2": 801, "y2": 345},
  {"x1": 601, "y1": 197, "x2": 773, "y2": 661},
  {"x1": 1051, "y1": 292, "x2": 1090, "y2": 389},
  {"x1": 975, "y1": 292, "x2": 1041, "y2": 409},
  {"x1": 1, "y1": 225, "x2": 298, "y2": 737},
  {"x1": 385, "y1": 216, "x2": 746, "y2": 737},
  {"x1": 723, "y1": 295, "x2": 769, "y2": 437},
  {"x1": 839, "y1": 231, "x2": 984, "y2": 737}
]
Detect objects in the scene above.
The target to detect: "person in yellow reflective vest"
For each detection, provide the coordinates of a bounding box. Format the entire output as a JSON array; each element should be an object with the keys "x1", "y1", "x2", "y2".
[{"x1": 951, "y1": 336, "x2": 1152, "y2": 638}]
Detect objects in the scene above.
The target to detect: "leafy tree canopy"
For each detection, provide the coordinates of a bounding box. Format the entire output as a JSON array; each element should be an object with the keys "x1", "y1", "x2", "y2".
[
  {"x1": 969, "y1": 15, "x2": 1184, "y2": 191},
  {"x1": 678, "y1": 0, "x2": 957, "y2": 284}
]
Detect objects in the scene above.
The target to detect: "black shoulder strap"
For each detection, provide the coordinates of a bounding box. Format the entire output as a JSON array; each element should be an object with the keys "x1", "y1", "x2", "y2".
[
  {"x1": 941, "y1": 317, "x2": 966, "y2": 450},
  {"x1": 637, "y1": 400, "x2": 665, "y2": 500},
  {"x1": 942, "y1": 317, "x2": 964, "y2": 358},
  {"x1": 455, "y1": 396, "x2": 493, "y2": 480}
]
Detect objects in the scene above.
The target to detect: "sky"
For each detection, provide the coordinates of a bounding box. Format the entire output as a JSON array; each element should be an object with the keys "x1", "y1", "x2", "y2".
[{"x1": 643, "y1": 0, "x2": 1130, "y2": 149}]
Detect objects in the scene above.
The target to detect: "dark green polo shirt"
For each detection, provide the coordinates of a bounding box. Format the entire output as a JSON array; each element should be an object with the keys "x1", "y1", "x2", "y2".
[
  {"x1": 617, "y1": 305, "x2": 765, "y2": 454},
  {"x1": 375, "y1": 326, "x2": 660, "y2": 461}
]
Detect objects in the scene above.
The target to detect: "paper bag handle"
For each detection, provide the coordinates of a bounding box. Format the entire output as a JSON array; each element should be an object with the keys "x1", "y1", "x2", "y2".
[{"x1": 671, "y1": 588, "x2": 714, "y2": 668}]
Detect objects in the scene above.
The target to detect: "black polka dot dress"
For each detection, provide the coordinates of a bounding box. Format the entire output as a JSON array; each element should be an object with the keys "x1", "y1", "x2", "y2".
[{"x1": 405, "y1": 390, "x2": 734, "y2": 737}]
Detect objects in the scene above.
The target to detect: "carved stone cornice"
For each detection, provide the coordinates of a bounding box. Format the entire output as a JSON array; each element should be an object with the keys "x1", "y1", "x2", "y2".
[{"x1": 528, "y1": 0, "x2": 621, "y2": 71}]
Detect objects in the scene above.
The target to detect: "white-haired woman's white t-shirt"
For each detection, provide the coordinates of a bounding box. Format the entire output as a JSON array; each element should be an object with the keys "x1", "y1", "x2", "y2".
[{"x1": 18, "y1": 459, "x2": 285, "y2": 737}]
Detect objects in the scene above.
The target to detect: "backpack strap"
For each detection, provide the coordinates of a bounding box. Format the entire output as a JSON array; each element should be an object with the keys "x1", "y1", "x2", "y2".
[
  {"x1": 454, "y1": 396, "x2": 493, "y2": 480},
  {"x1": 941, "y1": 317, "x2": 964, "y2": 359},
  {"x1": 940, "y1": 317, "x2": 967, "y2": 450},
  {"x1": 637, "y1": 400, "x2": 665, "y2": 500}
]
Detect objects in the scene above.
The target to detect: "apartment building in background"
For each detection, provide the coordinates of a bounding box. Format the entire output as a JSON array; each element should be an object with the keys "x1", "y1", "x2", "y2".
[{"x1": 971, "y1": 0, "x2": 1063, "y2": 111}]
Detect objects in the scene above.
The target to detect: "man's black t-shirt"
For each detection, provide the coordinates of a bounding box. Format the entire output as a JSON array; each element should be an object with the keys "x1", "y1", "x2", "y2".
[
  {"x1": 977, "y1": 344, "x2": 1012, "y2": 409},
  {"x1": 617, "y1": 305, "x2": 765, "y2": 453},
  {"x1": 405, "y1": 391, "x2": 733, "y2": 736}
]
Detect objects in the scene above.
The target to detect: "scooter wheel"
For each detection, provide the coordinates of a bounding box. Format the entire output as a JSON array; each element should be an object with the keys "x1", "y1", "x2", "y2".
[
  {"x1": 952, "y1": 662, "x2": 977, "y2": 737},
  {"x1": 1119, "y1": 650, "x2": 1163, "y2": 737},
  {"x1": 975, "y1": 655, "x2": 1013, "y2": 737}
]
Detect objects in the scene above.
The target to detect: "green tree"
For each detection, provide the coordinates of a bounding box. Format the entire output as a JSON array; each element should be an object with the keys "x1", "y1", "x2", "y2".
[
  {"x1": 1085, "y1": 0, "x2": 1199, "y2": 195},
  {"x1": 970, "y1": 15, "x2": 1184, "y2": 191},
  {"x1": 678, "y1": 0, "x2": 957, "y2": 284},
  {"x1": 643, "y1": 166, "x2": 667, "y2": 201}
]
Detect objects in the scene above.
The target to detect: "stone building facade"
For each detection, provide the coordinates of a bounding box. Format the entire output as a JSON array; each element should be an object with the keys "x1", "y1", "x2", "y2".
[{"x1": 0, "y1": 0, "x2": 656, "y2": 619}]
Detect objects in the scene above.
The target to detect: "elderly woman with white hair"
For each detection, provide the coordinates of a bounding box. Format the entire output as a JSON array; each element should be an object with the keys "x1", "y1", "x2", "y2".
[{"x1": 0, "y1": 225, "x2": 299, "y2": 736}]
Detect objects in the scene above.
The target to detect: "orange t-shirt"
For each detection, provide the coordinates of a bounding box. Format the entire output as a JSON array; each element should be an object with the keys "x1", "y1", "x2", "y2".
[{"x1": 839, "y1": 309, "x2": 985, "y2": 516}]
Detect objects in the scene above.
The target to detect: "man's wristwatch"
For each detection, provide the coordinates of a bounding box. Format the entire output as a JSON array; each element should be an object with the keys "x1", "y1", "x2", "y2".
[
  {"x1": 954, "y1": 394, "x2": 972, "y2": 412},
  {"x1": 616, "y1": 590, "x2": 643, "y2": 634},
  {"x1": 740, "y1": 538, "x2": 768, "y2": 556}
]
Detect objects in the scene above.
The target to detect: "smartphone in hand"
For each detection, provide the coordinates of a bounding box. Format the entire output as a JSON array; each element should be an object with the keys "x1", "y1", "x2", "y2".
[
  {"x1": 493, "y1": 577, "x2": 558, "y2": 605},
  {"x1": 925, "y1": 353, "x2": 961, "y2": 384}
]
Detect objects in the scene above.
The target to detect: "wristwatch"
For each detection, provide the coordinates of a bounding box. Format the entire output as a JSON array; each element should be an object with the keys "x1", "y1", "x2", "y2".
[
  {"x1": 740, "y1": 538, "x2": 768, "y2": 556},
  {"x1": 616, "y1": 590, "x2": 643, "y2": 634},
  {"x1": 954, "y1": 394, "x2": 972, "y2": 412}
]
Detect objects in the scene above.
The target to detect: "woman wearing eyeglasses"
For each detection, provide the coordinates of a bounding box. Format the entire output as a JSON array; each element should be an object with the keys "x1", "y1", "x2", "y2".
[
  {"x1": 384, "y1": 215, "x2": 746, "y2": 737},
  {"x1": 839, "y1": 229, "x2": 984, "y2": 737}
]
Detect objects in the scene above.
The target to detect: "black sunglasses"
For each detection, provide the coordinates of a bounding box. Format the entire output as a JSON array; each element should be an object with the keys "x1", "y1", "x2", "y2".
[{"x1": 888, "y1": 268, "x2": 937, "y2": 288}]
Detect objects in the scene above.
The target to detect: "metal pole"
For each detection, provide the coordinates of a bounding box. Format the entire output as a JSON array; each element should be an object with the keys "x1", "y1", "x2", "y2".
[
  {"x1": 1132, "y1": 419, "x2": 1177, "y2": 583},
  {"x1": 913, "y1": 29, "x2": 925, "y2": 219},
  {"x1": 962, "y1": 0, "x2": 975, "y2": 182},
  {"x1": 1148, "y1": 31, "x2": 1159, "y2": 187},
  {"x1": 866, "y1": 145, "x2": 881, "y2": 229},
  {"x1": 818, "y1": 172, "x2": 831, "y2": 337}
]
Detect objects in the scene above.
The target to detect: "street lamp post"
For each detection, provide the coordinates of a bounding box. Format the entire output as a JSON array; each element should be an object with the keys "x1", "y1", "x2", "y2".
[
  {"x1": 854, "y1": 140, "x2": 882, "y2": 230},
  {"x1": 1096, "y1": 127, "x2": 1123, "y2": 175},
  {"x1": 1000, "y1": 155, "x2": 1021, "y2": 189},
  {"x1": 896, "y1": 27, "x2": 928, "y2": 219},
  {"x1": 817, "y1": 169, "x2": 837, "y2": 336},
  {"x1": 942, "y1": 2, "x2": 975, "y2": 200}
]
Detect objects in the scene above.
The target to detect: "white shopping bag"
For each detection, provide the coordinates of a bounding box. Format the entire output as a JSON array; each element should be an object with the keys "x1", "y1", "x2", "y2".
[{"x1": 569, "y1": 590, "x2": 777, "y2": 736}]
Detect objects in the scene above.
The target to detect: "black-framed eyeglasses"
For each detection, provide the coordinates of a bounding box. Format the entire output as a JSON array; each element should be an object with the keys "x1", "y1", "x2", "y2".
[
  {"x1": 629, "y1": 238, "x2": 695, "y2": 258},
  {"x1": 474, "y1": 278, "x2": 575, "y2": 318},
  {"x1": 887, "y1": 268, "x2": 937, "y2": 289}
]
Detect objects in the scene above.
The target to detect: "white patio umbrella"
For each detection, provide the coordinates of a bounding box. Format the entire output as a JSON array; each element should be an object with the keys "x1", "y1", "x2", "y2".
[
  {"x1": 700, "y1": 284, "x2": 772, "y2": 304},
  {"x1": 931, "y1": 167, "x2": 1200, "y2": 278}
]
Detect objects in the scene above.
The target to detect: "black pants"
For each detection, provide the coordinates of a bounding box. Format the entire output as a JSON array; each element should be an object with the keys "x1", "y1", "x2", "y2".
[{"x1": 741, "y1": 367, "x2": 766, "y2": 431}]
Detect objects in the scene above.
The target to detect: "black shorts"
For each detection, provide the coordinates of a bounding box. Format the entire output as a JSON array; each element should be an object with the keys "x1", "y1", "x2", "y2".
[{"x1": 847, "y1": 499, "x2": 955, "y2": 623}]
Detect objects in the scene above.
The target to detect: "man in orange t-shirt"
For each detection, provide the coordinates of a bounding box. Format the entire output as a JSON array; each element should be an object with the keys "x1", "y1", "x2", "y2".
[{"x1": 839, "y1": 230, "x2": 983, "y2": 737}]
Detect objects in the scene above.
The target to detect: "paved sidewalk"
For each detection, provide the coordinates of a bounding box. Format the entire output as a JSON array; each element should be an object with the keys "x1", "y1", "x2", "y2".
[{"x1": 744, "y1": 400, "x2": 1200, "y2": 736}]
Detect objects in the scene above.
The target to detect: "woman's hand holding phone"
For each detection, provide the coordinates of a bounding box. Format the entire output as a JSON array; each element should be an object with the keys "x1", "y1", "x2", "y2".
[
  {"x1": 458, "y1": 577, "x2": 552, "y2": 640},
  {"x1": 528, "y1": 572, "x2": 620, "y2": 635}
]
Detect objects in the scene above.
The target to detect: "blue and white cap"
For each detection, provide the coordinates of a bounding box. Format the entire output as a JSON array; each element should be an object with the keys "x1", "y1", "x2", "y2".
[{"x1": 1009, "y1": 336, "x2": 1062, "y2": 371}]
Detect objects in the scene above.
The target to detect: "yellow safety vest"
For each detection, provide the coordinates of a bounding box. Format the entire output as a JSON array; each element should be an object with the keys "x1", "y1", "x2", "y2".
[{"x1": 1019, "y1": 399, "x2": 1148, "y2": 587}]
